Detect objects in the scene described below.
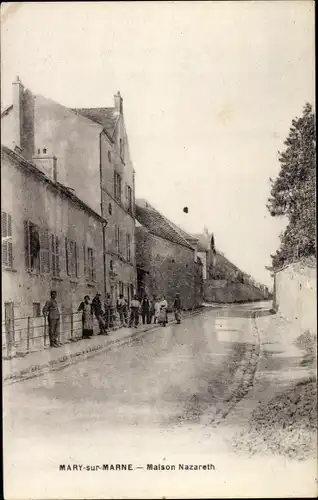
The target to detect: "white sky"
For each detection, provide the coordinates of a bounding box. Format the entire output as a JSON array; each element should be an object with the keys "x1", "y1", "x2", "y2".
[{"x1": 1, "y1": 1, "x2": 315, "y2": 287}]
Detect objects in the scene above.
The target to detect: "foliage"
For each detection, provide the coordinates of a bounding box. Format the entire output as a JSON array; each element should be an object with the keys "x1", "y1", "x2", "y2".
[{"x1": 267, "y1": 103, "x2": 316, "y2": 268}]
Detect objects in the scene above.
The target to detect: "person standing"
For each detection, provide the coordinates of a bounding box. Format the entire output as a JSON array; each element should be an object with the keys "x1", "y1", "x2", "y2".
[
  {"x1": 148, "y1": 296, "x2": 155, "y2": 324},
  {"x1": 140, "y1": 295, "x2": 150, "y2": 325},
  {"x1": 78, "y1": 296, "x2": 94, "y2": 339},
  {"x1": 117, "y1": 294, "x2": 127, "y2": 326},
  {"x1": 159, "y1": 295, "x2": 168, "y2": 326},
  {"x1": 91, "y1": 292, "x2": 108, "y2": 335},
  {"x1": 129, "y1": 295, "x2": 141, "y2": 328},
  {"x1": 42, "y1": 290, "x2": 60, "y2": 348},
  {"x1": 104, "y1": 293, "x2": 113, "y2": 330},
  {"x1": 173, "y1": 293, "x2": 182, "y2": 324},
  {"x1": 154, "y1": 297, "x2": 161, "y2": 324}
]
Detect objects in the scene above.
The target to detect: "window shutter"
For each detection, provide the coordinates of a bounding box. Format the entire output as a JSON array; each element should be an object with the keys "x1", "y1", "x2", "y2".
[
  {"x1": 51, "y1": 235, "x2": 56, "y2": 276},
  {"x1": 24, "y1": 220, "x2": 31, "y2": 271},
  {"x1": 92, "y1": 249, "x2": 96, "y2": 282},
  {"x1": 65, "y1": 237, "x2": 70, "y2": 275},
  {"x1": 83, "y1": 244, "x2": 87, "y2": 280},
  {"x1": 40, "y1": 229, "x2": 50, "y2": 274},
  {"x1": 75, "y1": 242, "x2": 79, "y2": 277},
  {"x1": 56, "y1": 236, "x2": 60, "y2": 276}
]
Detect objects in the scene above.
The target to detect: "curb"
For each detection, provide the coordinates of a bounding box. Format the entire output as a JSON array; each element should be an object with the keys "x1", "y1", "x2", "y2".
[{"x1": 4, "y1": 308, "x2": 204, "y2": 385}]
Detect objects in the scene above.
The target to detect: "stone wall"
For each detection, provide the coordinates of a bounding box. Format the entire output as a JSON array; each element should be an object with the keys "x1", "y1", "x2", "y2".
[
  {"x1": 203, "y1": 280, "x2": 266, "y2": 303},
  {"x1": 275, "y1": 261, "x2": 316, "y2": 334},
  {"x1": 136, "y1": 227, "x2": 203, "y2": 309}
]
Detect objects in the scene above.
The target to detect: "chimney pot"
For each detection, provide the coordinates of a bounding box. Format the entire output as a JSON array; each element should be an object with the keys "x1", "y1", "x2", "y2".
[{"x1": 114, "y1": 91, "x2": 123, "y2": 114}]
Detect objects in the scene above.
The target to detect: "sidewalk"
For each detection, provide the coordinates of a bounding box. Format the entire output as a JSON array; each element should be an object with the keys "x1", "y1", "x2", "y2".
[
  {"x1": 228, "y1": 311, "x2": 317, "y2": 461},
  {"x1": 3, "y1": 308, "x2": 204, "y2": 385}
]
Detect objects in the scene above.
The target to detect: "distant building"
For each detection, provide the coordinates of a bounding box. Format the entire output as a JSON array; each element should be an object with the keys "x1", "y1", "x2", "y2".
[
  {"x1": 135, "y1": 199, "x2": 203, "y2": 309},
  {"x1": 1, "y1": 77, "x2": 137, "y2": 305}
]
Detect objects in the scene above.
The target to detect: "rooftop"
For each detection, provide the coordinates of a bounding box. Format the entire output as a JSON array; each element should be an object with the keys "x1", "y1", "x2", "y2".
[
  {"x1": 71, "y1": 107, "x2": 118, "y2": 138},
  {"x1": 135, "y1": 199, "x2": 194, "y2": 249}
]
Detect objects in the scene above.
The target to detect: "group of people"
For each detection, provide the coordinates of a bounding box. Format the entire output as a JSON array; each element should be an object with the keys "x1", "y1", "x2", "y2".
[{"x1": 42, "y1": 290, "x2": 183, "y2": 348}]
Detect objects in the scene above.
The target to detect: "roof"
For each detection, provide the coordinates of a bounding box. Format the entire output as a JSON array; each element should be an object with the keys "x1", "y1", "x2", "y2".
[
  {"x1": 1, "y1": 145, "x2": 107, "y2": 224},
  {"x1": 1, "y1": 104, "x2": 13, "y2": 117},
  {"x1": 135, "y1": 200, "x2": 193, "y2": 249},
  {"x1": 71, "y1": 107, "x2": 118, "y2": 138}
]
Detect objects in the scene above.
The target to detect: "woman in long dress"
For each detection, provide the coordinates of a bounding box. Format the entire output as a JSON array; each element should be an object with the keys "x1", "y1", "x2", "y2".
[
  {"x1": 159, "y1": 295, "x2": 168, "y2": 326},
  {"x1": 78, "y1": 295, "x2": 94, "y2": 339},
  {"x1": 154, "y1": 297, "x2": 161, "y2": 324}
]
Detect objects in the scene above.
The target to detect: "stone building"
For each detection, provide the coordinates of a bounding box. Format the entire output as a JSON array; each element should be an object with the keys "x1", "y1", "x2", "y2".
[
  {"x1": 1, "y1": 77, "x2": 137, "y2": 305},
  {"x1": 135, "y1": 200, "x2": 203, "y2": 309},
  {"x1": 2, "y1": 145, "x2": 106, "y2": 349}
]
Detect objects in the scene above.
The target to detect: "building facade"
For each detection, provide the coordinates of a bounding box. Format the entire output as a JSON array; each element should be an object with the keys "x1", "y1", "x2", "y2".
[
  {"x1": 1, "y1": 78, "x2": 137, "y2": 305},
  {"x1": 135, "y1": 200, "x2": 203, "y2": 309},
  {"x1": 2, "y1": 146, "x2": 106, "y2": 351}
]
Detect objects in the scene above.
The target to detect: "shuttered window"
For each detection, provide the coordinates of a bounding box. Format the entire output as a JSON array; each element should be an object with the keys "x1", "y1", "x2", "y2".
[
  {"x1": 1, "y1": 211, "x2": 13, "y2": 268},
  {"x1": 114, "y1": 172, "x2": 122, "y2": 202},
  {"x1": 40, "y1": 229, "x2": 50, "y2": 274},
  {"x1": 51, "y1": 235, "x2": 60, "y2": 277},
  {"x1": 127, "y1": 186, "x2": 132, "y2": 213},
  {"x1": 87, "y1": 247, "x2": 96, "y2": 282},
  {"x1": 24, "y1": 221, "x2": 40, "y2": 273},
  {"x1": 126, "y1": 233, "x2": 131, "y2": 262},
  {"x1": 115, "y1": 225, "x2": 120, "y2": 254},
  {"x1": 65, "y1": 238, "x2": 78, "y2": 278}
]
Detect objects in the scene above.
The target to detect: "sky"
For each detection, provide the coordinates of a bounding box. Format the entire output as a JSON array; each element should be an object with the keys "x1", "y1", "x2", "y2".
[{"x1": 1, "y1": 1, "x2": 315, "y2": 287}]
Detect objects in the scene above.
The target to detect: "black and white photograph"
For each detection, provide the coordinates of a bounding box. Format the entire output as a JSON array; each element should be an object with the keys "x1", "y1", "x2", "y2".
[{"x1": 1, "y1": 2, "x2": 316, "y2": 498}]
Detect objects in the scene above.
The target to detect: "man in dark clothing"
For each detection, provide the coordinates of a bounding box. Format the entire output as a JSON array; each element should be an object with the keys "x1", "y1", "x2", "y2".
[
  {"x1": 141, "y1": 296, "x2": 151, "y2": 325},
  {"x1": 173, "y1": 293, "x2": 182, "y2": 324},
  {"x1": 42, "y1": 290, "x2": 60, "y2": 347},
  {"x1": 104, "y1": 293, "x2": 113, "y2": 329},
  {"x1": 91, "y1": 292, "x2": 107, "y2": 335}
]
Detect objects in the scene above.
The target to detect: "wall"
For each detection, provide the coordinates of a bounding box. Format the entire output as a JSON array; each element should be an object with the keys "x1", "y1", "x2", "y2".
[
  {"x1": 2, "y1": 151, "x2": 105, "y2": 345},
  {"x1": 1, "y1": 89, "x2": 103, "y2": 215},
  {"x1": 275, "y1": 262, "x2": 316, "y2": 333},
  {"x1": 100, "y1": 114, "x2": 137, "y2": 302},
  {"x1": 34, "y1": 95, "x2": 102, "y2": 214},
  {"x1": 136, "y1": 227, "x2": 203, "y2": 309},
  {"x1": 204, "y1": 280, "x2": 266, "y2": 303}
]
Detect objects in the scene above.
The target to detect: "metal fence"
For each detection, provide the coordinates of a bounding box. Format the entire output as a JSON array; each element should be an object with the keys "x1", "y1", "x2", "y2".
[{"x1": 2, "y1": 312, "x2": 102, "y2": 359}]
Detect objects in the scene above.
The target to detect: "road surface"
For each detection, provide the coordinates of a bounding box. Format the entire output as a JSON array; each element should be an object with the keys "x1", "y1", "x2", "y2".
[{"x1": 4, "y1": 302, "x2": 312, "y2": 498}]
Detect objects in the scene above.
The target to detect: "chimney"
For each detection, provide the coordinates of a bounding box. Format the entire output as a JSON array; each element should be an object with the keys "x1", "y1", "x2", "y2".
[
  {"x1": 114, "y1": 91, "x2": 123, "y2": 114},
  {"x1": 32, "y1": 148, "x2": 57, "y2": 182},
  {"x1": 12, "y1": 76, "x2": 24, "y2": 151}
]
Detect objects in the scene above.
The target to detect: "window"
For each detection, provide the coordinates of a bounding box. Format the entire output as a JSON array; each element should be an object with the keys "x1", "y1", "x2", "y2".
[
  {"x1": 65, "y1": 238, "x2": 78, "y2": 278},
  {"x1": 120, "y1": 139, "x2": 124, "y2": 162},
  {"x1": 115, "y1": 226, "x2": 120, "y2": 254},
  {"x1": 118, "y1": 281, "x2": 124, "y2": 295},
  {"x1": 108, "y1": 151, "x2": 111, "y2": 163},
  {"x1": 127, "y1": 186, "x2": 133, "y2": 213},
  {"x1": 51, "y1": 235, "x2": 60, "y2": 277},
  {"x1": 114, "y1": 172, "x2": 122, "y2": 202},
  {"x1": 126, "y1": 233, "x2": 131, "y2": 262},
  {"x1": 24, "y1": 221, "x2": 42, "y2": 273},
  {"x1": 87, "y1": 247, "x2": 96, "y2": 282},
  {"x1": 33, "y1": 303, "x2": 41, "y2": 317},
  {"x1": 108, "y1": 203, "x2": 112, "y2": 215},
  {"x1": 2, "y1": 211, "x2": 13, "y2": 268},
  {"x1": 110, "y1": 259, "x2": 113, "y2": 271}
]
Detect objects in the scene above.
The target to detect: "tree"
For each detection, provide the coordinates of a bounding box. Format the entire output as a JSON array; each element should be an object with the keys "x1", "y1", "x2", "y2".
[{"x1": 267, "y1": 103, "x2": 316, "y2": 268}]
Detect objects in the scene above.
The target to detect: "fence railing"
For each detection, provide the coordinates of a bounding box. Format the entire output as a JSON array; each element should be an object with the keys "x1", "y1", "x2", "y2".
[{"x1": 2, "y1": 312, "x2": 101, "y2": 359}]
